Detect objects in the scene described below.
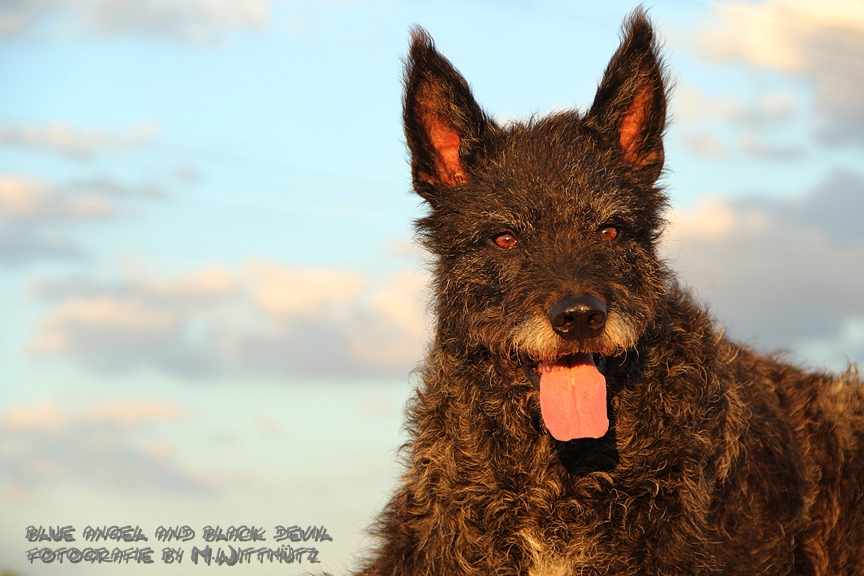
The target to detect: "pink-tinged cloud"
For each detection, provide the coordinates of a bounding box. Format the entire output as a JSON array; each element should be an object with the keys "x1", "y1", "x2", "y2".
[
  {"x1": 0, "y1": 121, "x2": 158, "y2": 161},
  {"x1": 0, "y1": 400, "x2": 210, "y2": 493},
  {"x1": 698, "y1": 0, "x2": 864, "y2": 146},
  {"x1": 664, "y1": 170, "x2": 864, "y2": 369},
  {"x1": 0, "y1": 172, "x2": 167, "y2": 265},
  {"x1": 29, "y1": 261, "x2": 430, "y2": 379}
]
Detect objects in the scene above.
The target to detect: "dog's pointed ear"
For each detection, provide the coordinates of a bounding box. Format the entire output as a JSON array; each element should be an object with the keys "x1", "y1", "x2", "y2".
[
  {"x1": 587, "y1": 10, "x2": 667, "y2": 183},
  {"x1": 403, "y1": 27, "x2": 493, "y2": 202}
]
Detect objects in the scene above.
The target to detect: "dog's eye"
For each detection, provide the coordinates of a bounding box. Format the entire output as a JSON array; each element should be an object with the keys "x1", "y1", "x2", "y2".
[
  {"x1": 599, "y1": 225, "x2": 619, "y2": 242},
  {"x1": 493, "y1": 232, "x2": 518, "y2": 249}
]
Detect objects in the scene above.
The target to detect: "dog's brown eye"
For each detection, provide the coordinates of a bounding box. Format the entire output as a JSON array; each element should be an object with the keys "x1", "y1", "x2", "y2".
[
  {"x1": 599, "y1": 225, "x2": 619, "y2": 242},
  {"x1": 494, "y1": 233, "x2": 517, "y2": 249}
]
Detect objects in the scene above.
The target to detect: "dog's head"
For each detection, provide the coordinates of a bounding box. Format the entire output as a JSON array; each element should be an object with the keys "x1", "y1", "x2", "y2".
[{"x1": 405, "y1": 11, "x2": 670, "y2": 440}]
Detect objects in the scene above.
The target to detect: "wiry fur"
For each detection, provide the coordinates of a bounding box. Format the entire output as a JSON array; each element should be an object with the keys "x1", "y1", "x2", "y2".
[{"x1": 356, "y1": 10, "x2": 864, "y2": 575}]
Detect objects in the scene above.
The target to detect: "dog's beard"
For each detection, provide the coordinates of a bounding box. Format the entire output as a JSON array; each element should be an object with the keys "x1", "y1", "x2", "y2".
[
  {"x1": 504, "y1": 313, "x2": 630, "y2": 442},
  {"x1": 474, "y1": 307, "x2": 639, "y2": 441}
]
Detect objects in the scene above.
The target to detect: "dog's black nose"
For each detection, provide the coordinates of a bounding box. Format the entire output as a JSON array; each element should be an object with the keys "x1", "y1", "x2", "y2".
[{"x1": 549, "y1": 294, "x2": 607, "y2": 340}]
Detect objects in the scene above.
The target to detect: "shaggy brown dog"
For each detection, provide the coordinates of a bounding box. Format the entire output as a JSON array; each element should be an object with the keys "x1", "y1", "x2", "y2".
[{"x1": 357, "y1": 10, "x2": 864, "y2": 575}]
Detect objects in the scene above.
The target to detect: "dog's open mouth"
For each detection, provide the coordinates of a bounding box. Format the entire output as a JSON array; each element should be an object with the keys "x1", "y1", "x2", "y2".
[{"x1": 522, "y1": 353, "x2": 609, "y2": 441}]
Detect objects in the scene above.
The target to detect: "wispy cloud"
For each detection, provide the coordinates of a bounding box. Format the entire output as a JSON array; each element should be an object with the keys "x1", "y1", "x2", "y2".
[
  {"x1": 0, "y1": 0, "x2": 268, "y2": 43},
  {"x1": 677, "y1": 88, "x2": 800, "y2": 129},
  {"x1": 0, "y1": 121, "x2": 158, "y2": 161},
  {"x1": 664, "y1": 170, "x2": 864, "y2": 369},
  {"x1": 29, "y1": 261, "x2": 430, "y2": 379},
  {"x1": 0, "y1": 172, "x2": 166, "y2": 265},
  {"x1": 697, "y1": 0, "x2": 864, "y2": 146},
  {"x1": 676, "y1": 87, "x2": 806, "y2": 160},
  {"x1": 0, "y1": 400, "x2": 211, "y2": 493}
]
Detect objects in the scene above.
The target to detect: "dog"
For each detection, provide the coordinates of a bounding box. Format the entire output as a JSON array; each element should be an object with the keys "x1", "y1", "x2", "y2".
[{"x1": 356, "y1": 10, "x2": 864, "y2": 575}]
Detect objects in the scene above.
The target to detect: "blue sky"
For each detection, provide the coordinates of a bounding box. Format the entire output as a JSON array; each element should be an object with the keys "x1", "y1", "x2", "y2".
[{"x1": 2, "y1": 0, "x2": 864, "y2": 574}]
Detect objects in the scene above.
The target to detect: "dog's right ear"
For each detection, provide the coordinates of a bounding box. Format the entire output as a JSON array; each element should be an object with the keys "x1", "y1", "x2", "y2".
[{"x1": 403, "y1": 28, "x2": 493, "y2": 203}]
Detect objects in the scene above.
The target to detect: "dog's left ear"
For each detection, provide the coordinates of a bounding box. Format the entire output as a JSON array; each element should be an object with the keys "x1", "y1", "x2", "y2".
[
  {"x1": 403, "y1": 27, "x2": 494, "y2": 204},
  {"x1": 586, "y1": 10, "x2": 667, "y2": 184}
]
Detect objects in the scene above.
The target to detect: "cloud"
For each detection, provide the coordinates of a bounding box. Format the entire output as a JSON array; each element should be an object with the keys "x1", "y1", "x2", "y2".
[
  {"x1": 675, "y1": 86, "x2": 806, "y2": 160},
  {"x1": 29, "y1": 261, "x2": 430, "y2": 379},
  {"x1": 0, "y1": 400, "x2": 210, "y2": 492},
  {"x1": 0, "y1": 0, "x2": 268, "y2": 42},
  {"x1": 698, "y1": 0, "x2": 864, "y2": 146},
  {"x1": 1, "y1": 174, "x2": 112, "y2": 220},
  {"x1": 0, "y1": 172, "x2": 166, "y2": 265},
  {"x1": 0, "y1": 224, "x2": 83, "y2": 264},
  {"x1": 737, "y1": 133, "x2": 805, "y2": 161},
  {"x1": 0, "y1": 122, "x2": 158, "y2": 161},
  {"x1": 682, "y1": 130, "x2": 805, "y2": 160},
  {"x1": 677, "y1": 88, "x2": 801, "y2": 129},
  {"x1": 664, "y1": 170, "x2": 864, "y2": 369}
]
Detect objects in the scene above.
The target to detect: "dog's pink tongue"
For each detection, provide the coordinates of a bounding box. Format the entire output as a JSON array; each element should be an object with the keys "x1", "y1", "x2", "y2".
[{"x1": 539, "y1": 353, "x2": 608, "y2": 441}]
